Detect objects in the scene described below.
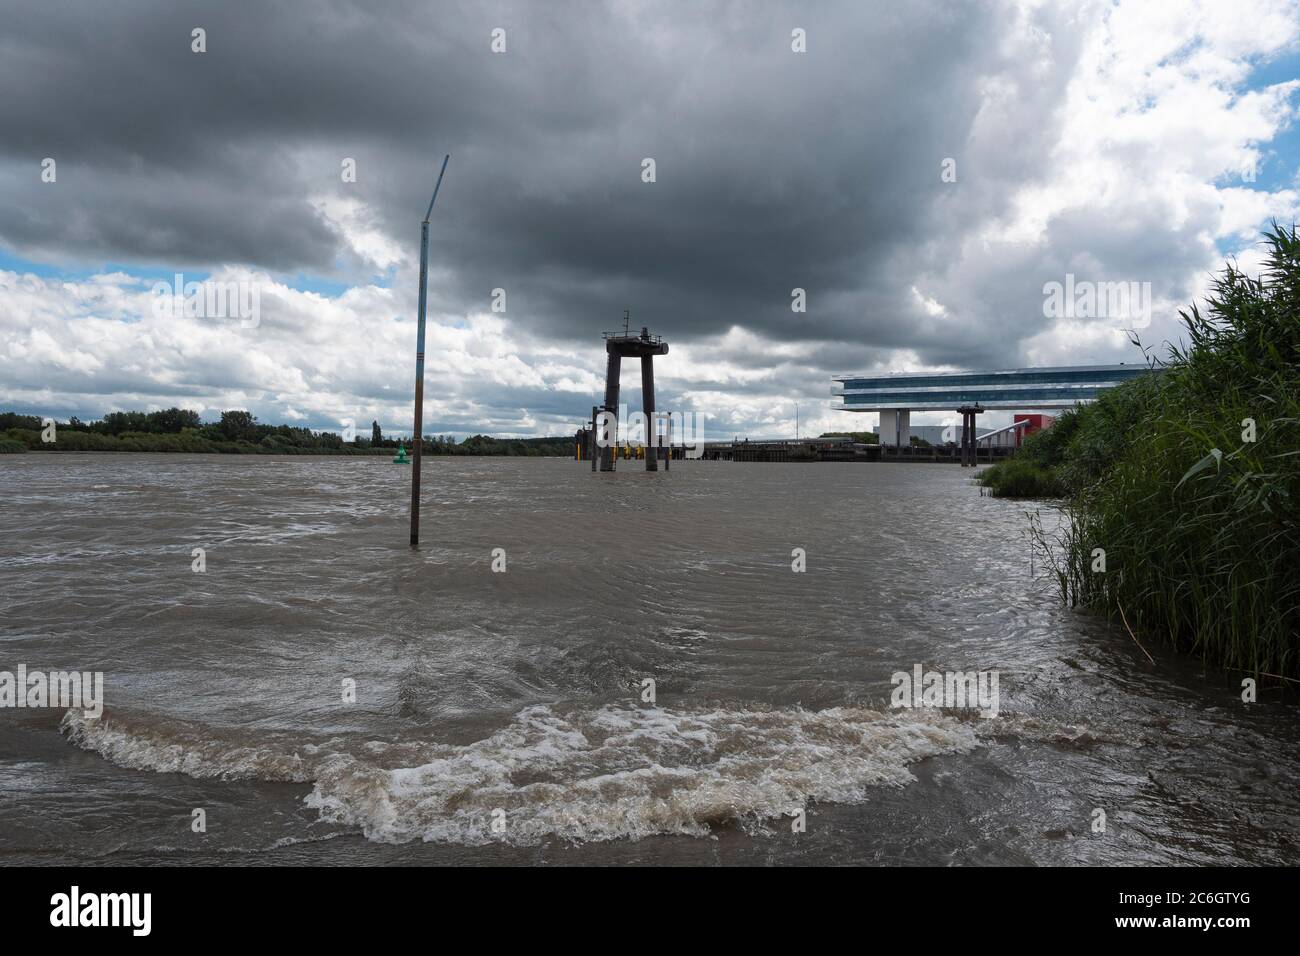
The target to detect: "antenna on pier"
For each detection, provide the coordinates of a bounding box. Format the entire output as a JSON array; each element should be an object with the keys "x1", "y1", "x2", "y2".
[{"x1": 622, "y1": 308, "x2": 631, "y2": 335}]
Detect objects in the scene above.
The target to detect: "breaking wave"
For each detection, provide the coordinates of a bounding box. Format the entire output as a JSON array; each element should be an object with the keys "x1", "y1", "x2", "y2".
[{"x1": 61, "y1": 703, "x2": 979, "y2": 845}]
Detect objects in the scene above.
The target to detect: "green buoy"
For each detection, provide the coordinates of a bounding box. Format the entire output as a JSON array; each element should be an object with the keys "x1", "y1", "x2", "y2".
[{"x1": 392, "y1": 443, "x2": 410, "y2": 464}]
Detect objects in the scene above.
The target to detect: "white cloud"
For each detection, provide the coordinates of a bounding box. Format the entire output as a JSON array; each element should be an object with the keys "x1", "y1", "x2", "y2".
[{"x1": 3, "y1": 0, "x2": 1299, "y2": 439}]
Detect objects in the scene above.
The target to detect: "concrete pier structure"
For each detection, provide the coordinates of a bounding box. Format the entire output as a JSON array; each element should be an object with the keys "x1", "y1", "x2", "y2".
[
  {"x1": 957, "y1": 404, "x2": 983, "y2": 467},
  {"x1": 599, "y1": 317, "x2": 669, "y2": 472},
  {"x1": 878, "y1": 409, "x2": 911, "y2": 447}
]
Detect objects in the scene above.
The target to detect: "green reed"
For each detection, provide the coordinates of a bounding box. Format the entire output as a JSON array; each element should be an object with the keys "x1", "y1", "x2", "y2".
[{"x1": 998, "y1": 224, "x2": 1300, "y2": 678}]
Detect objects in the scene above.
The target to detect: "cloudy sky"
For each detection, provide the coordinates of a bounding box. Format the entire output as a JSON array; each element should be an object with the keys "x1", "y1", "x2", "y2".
[{"x1": 2, "y1": 0, "x2": 1299, "y2": 440}]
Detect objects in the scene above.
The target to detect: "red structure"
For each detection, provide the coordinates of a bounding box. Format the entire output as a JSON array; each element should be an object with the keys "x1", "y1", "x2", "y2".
[{"x1": 1013, "y1": 414, "x2": 1055, "y2": 447}]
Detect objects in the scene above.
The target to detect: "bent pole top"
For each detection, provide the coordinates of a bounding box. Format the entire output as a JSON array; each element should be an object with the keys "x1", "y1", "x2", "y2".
[{"x1": 425, "y1": 154, "x2": 450, "y2": 223}]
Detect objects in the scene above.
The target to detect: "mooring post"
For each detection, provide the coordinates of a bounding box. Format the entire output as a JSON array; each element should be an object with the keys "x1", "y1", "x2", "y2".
[
  {"x1": 409, "y1": 154, "x2": 450, "y2": 547},
  {"x1": 956, "y1": 405, "x2": 983, "y2": 467},
  {"x1": 642, "y1": 352, "x2": 657, "y2": 472},
  {"x1": 661, "y1": 413, "x2": 670, "y2": 472},
  {"x1": 600, "y1": 351, "x2": 621, "y2": 472},
  {"x1": 595, "y1": 318, "x2": 668, "y2": 475},
  {"x1": 665, "y1": 412, "x2": 671, "y2": 470}
]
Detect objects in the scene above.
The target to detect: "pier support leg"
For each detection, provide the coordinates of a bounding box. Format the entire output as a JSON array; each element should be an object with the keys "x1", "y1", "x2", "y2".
[
  {"x1": 958, "y1": 409, "x2": 983, "y2": 467},
  {"x1": 600, "y1": 352, "x2": 621, "y2": 472},
  {"x1": 641, "y1": 355, "x2": 657, "y2": 471},
  {"x1": 879, "y1": 409, "x2": 911, "y2": 447}
]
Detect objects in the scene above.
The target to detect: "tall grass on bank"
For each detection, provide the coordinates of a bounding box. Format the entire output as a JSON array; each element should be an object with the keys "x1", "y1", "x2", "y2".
[
  {"x1": 977, "y1": 456, "x2": 1064, "y2": 497},
  {"x1": 977, "y1": 410, "x2": 1081, "y2": 497},
  {"x1": 1001, "y1": 225, "x2": 1300, "y2": 678}
]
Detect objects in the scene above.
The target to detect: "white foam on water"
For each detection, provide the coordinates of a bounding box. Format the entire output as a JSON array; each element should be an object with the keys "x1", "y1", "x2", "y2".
[
  {"x1": 62, "y1": 703, "x2": 980, "y2": 846},
  {"x1": 60, "y1": 709, "x2": 320, "y2": 782}
]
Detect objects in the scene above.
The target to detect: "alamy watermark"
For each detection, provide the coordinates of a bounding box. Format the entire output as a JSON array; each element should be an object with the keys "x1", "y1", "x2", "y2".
[
  {"x1": 0, "y1": 665, "x2": 103, "y2": 718},
  {"x1": 890, "y1": 664, "x2": 999, "y2": 718},
  {"x1": 594, "y1": 404, "x2": 705, "y2": 455},
  {"x1": 151, "y1": 273, "x2": 260, "y2": 328},
  {"x1": 50, "y1": 886, "x2": 150, "y2": 936},
  {"x1": 1043, "y1": 273, "x2": 1151, "y2": 330}
]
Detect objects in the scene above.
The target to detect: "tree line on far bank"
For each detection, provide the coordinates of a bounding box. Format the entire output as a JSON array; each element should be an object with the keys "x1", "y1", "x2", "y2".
[{"x1": 0, "y1": 409, "x2": 574, "y2": 457}]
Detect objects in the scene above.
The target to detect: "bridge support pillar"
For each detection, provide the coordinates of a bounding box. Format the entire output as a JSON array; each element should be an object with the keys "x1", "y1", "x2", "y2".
[{"x1": 879, "y1": 409, "x2": 911, "y2": 447}]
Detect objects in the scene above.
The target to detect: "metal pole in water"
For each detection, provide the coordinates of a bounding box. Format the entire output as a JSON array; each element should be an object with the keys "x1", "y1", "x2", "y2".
[
  {"x1": 641, "y1": 354, "x2": 657, "y2": 472},
  {"x1": 410, "y1": 154, "x2": 450, "y2": 548},
  {"x1": 664, "y1": 412, "x2": 670, "y2": 471}
]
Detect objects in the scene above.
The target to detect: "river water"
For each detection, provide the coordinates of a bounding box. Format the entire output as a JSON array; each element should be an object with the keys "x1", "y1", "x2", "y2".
[{"x1": 0, "y1": 453, "x2": 1296, "y2": 865}]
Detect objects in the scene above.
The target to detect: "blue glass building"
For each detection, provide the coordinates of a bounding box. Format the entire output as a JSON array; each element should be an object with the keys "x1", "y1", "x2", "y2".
[{"x1": 832, "y1": 364, "x2": 1155, "y2": 445}]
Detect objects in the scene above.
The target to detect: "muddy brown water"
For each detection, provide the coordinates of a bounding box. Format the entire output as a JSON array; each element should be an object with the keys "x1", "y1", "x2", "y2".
[{"x1": 1, "y1": 453, "x2": 1295, "y2": 865}]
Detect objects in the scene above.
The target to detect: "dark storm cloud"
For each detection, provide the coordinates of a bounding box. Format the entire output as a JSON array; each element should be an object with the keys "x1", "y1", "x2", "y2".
[{"x1": 0, "y1": 0, "x2": 1086, "y2": 361}]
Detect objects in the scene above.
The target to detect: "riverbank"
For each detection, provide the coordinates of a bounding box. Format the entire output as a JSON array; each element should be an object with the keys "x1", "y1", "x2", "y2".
[
  {"x1": 979, "y1": 225, "x2": 1300, "y2": 680},
  {"x1": 0, "y1": 429, "x2": 573, "y2": 457},
  {"x1": 0, "y1": 409, "x2": 576, "y2": 457},
  {"x1": 4, "y1": 445, "x2": 572, "y2": 457}
]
